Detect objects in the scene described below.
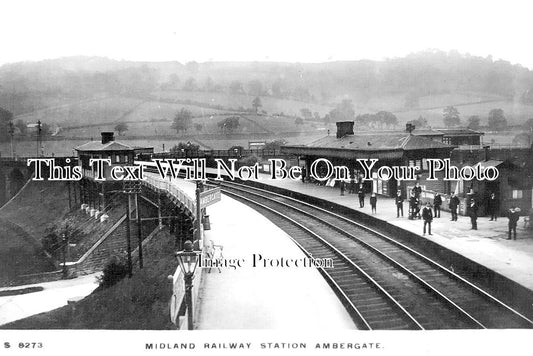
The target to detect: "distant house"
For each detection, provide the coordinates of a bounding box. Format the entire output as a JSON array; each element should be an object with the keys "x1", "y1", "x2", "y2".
[{"x1": 437, "y1": 128, "x2": 484, "y2": 146}]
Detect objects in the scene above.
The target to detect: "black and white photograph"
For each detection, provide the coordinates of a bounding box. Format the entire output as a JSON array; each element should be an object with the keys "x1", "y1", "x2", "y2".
[{"x1": 0, "y1": 0, "x2": 532, "y2": 354}]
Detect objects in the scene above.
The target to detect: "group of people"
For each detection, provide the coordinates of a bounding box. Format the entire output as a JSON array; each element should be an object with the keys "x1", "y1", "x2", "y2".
[{"x1": 334, "y1": 176, "x2": 524, "y2": 240}]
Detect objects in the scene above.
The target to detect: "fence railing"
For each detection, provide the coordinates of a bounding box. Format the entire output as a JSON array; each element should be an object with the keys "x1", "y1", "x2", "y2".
[
  {"x1": 139, "y1": 149, "x2": 284, "y2": 161},
  {"x1": 141, "y1": 174, "x2": 196, "y2": 215}
]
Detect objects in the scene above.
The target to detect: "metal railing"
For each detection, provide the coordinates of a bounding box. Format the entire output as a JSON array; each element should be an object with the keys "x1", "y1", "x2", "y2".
[{"x1": 142, "y1": 175, "x2": 196, "y2": 215}]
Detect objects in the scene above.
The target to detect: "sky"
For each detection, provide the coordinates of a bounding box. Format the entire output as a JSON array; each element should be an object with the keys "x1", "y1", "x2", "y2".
[{"x1": 1, "y1": 0, "x2": 533, "y2": 68}]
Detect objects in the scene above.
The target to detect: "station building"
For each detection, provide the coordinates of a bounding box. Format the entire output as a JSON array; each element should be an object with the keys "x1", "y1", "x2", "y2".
[
  {"x1": 282, "y1": 121, "x2": 455, "y2": 198},
  {"x1": 75, "y1": 132, "x2": 153, "y2": 210},
  {"x1": 282, "y1": 122, "x2": 532, "y2": 216}
]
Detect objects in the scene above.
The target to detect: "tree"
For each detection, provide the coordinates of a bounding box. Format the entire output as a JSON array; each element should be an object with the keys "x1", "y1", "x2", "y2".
[
  {"x1": 170, "y1": 141, "x2": 200, "y2": 152},
  {"x1": 171, "y1": 108, "x2": 193, "y2": 134},
  {"x1": 443, "y1": 106, "x2": 461, "y2": 127},
  {"x1": 294, "y1": 117, "x2": 304, "y2": 126},
  {"x1": 466, "y1": 115, "x2": 481, "y2": 130},
  {"x1": 488, "y1": 108, "x2": 507, "y2": 131},
  {"x1": 203, "y1": 77, "x2": 215, "y2": 92},
  {"x1": 182, "y1": 77, "x2": 197, "y2": 91},
  {"x1": 229, "y1": 80, "x2": 244, "y2": 95},
  {"x1": 524, "y1": 118, "x2": 533, "y2": 131},
  {"x1": 114, "y1": 122, "x2": 129, "y2": 136},
  {"x1": 406, "y1": 116, "x2": 428, "y2": 129},
  {"x1": 218, "y1": 116, "x2": 240, "y2": 133},
  {"x1": 14, "y1": 119, "x2": 27, "y2": 136},
  {"x1": 252, "y1": 97, "x2": 262, "y2": 113},
  {"x1": 329, "y1": 99, "x2": 355, "y2": 122},
  {"x1": 375, "y1": 111, "x2": 398, "y2": 128},
  {"x1": 300, "y1": 108, "x2": 312, "y2": 120},
  {"x1": 247, "y1": 80, "x2": 264, "y2": 96},
  {"x1": 271, "y1": 80, "x2": 283, "y2": 97},
  {"x1": 263, "y1": 139, "x2": 287, "y2": 150},
  {"x1": 512, "y1": 133, "x2": 532, "y2": 146}
]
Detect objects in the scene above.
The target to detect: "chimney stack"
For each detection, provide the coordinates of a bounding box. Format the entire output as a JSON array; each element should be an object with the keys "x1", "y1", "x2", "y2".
[
  {"x1": 336, "y1": 121, "x2": 354, "y2": 139},
  {"x1": 101, "y1": 132, "x2": 115, "y2": 144}
]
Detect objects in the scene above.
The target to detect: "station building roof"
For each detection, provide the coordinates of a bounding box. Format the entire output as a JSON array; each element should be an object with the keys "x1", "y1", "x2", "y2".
[
  {"x1": 75, "y1": 140, "x2": 135, "y2": 152},
  {"x1": 74, "y1": 132, "x2": 153, "y2": 154},
  {"x1": 436, "y1": 128, "x2": 484, "y2": 137},
  {"x1": 304, "y1": 132, "x2": 453, "y2": 151}
]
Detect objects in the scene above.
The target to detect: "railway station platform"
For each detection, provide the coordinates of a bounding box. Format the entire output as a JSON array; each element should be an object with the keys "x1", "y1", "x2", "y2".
[
  {"x1": 255, "y1": 175, "x2": 533, "y2": 292},
  {"x1": 154, "y1": 174, "x2": 355, "y2": 329}
]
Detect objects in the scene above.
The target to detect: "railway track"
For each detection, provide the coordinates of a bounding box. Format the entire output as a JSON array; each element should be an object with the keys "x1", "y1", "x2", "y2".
[{"x1": 220, "y1": 181, "x2": 533, "y2": 330}]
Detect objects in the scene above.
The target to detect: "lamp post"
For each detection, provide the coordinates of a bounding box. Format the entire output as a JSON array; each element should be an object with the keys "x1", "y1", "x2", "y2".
[
  {"x1": 175, "y1": 240, "x2": 199, "y2": 330},
  {"x1": 195, "y1": 180, "x2": 203, "y2": 243}
]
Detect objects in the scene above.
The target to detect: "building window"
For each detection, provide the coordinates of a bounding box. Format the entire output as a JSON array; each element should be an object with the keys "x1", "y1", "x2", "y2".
[
  {"x1": 512, "y1": 190, "x2": 523, "y2": 199},
  {"x1": 443, "y1": 137, "x2": 451, "y2": 145},
  {"x1": 115, "y1": 154, "x2": 120, "y2": 163},
  {"x1": 125, "y1": 155, "x2": 129, "y2": 163},
  {"x1": 408, "y1": 159, "x2": 423, "y2": 170}
]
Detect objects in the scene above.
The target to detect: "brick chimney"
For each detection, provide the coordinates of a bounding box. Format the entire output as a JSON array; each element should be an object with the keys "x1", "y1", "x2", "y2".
[
  {"x1": 336, "y1": 121, "x2": 354, "y2": 138},
  {"x1": 101, "y1": 132, "x2": 115, "y2": 144}
]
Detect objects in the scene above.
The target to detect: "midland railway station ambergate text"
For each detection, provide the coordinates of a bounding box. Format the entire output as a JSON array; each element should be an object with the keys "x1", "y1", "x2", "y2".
[{"x1": 27, "y1": 157, "x2": 499, "y2": 182}]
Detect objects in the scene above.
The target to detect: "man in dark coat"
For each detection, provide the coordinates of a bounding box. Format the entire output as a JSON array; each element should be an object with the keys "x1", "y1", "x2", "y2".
[
  {"x1": 507, "y1": 207, "x2": 520, "y2": 240},
  {"x1": 422, "y1": 202, "x2": 433, "y2": 235},
  {"x1": 340, "y1": 180, "x2": 346, "y2": 196},
  {"x1": 413, "y1": 182, "x2": 422, "y2": 199},
  {"x1": 433, "y1": 193, "x2": 442, "y2": 218},
  {"x1": 370, "y1": 193, "x2": 377, "y2": 214},
  {"x1": 409, "y1": 192, "x2": 417, "y2": 220},
  {"x1": 487, "y1": 192, "x2": 499, "y2": 221},
  {"x1": 357, "y1": 183, "x2": 365, "y2": 208},
  {"x1": 395, "y1": 190, "x2": 404, "y2": 217},
  {"x1": 469, "y1": 200, "x2": 478, "y2": 230},
  {"x1": 449, "y1": 192, "x2": 460, "y2": 221}
]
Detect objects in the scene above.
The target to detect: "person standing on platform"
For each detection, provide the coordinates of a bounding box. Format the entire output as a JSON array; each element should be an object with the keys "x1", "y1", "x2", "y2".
[
  {"x1": 357, "y1": 183, "x2": 365, "y2": 208},
  {"x1": 422, "y1": 202, "x2": 433, "y2": 235},
  {"x1": 488, "y1": 192, "x2": 499, "y2": 221},
  {"x1": 507, "y1": 207, "x2": 520, "y2": 240},
  {"x1": 370, "y1": 193, "x2": 377, "y2": 214},
  {"x1": 433, "y1": 193, "x2": 442, "y2": 218},
  {"x1": 301, "y1": 166, "x2": 307, "y2": 183},
  {"x1": 449, "y1": 192, "x2": 459, "y2": 221},
  {"x1": 340, "y1": 180, "x2": 346, "y2": 196},
  {"x1": 409, "y1": 192, "x2": 417, "y2": 220},
  {"x1": 413, "y1": 182, "x2": 422, "y2": 200},
  {"x1": 349, "y1": 177, "x2": 356, "y2": 194},
  {"x1": 469, "y1": 199, "x2": 478, "y2": 230},
  {"x1": 395, "y1": 190, "x2": 404, "y2": 217}
]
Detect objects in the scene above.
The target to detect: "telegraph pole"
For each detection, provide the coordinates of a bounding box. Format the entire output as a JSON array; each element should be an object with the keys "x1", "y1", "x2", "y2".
[
  {"x1": 36, "y1": 120, "x2": 42, "y2": 157},
  {"x1": 62, "y1": 224, "x2": 69, "y2": 279},
  {"x1": 135, "y1": 190, "x2": 143, "y2": 269},
  {"x1": 8, "y1": 121, "x2": 15, "y2": 157}
]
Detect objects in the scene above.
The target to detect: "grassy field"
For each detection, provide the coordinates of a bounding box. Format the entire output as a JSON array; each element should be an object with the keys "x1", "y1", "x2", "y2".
[
  {"x1": 2, "y1": 228, "x2": 176, "y2": 329},
  {"x1": 153, "y1": 90, "x2": 333, "y2": 116},
  {"x1": 14, "y1": 96, "x2": 144, "y2": 127},
  {"x1": 395, "y1": 99, "x2": 533, "y2": 128}
]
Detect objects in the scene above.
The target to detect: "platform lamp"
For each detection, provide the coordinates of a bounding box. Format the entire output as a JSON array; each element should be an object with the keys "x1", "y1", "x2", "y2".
[{"x1": 175, "y1": 240, "x2": 200, "y2": 330}]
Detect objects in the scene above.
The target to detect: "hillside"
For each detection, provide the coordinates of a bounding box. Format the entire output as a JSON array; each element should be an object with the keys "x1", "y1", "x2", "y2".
[
  {"x1": 2, "y1": 228, "x2": 176, "y2": 329},
  {"x1": 2, "y1": 51, "x2": 533, "y2": 155},
  {"x1": 0, "y1": 180, "x2": 70, "y2": 286}
]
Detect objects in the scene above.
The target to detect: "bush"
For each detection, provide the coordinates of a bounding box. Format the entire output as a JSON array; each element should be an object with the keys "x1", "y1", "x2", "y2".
[
  {"x1": 97, "y1": 256, "x2": 129, "y2": 289},
  {"x1": 41, "y1": 233, "x2": 61, "y2": 256}
]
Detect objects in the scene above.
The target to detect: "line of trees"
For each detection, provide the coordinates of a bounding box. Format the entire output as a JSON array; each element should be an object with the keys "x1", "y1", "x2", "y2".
[{"x1": 442, "y1": 106, "x2": 508, "y2": 131}]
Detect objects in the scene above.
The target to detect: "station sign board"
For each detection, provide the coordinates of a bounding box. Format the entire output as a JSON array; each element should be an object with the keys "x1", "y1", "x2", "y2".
[{"x1": 200, "y1": 187, "x2": 221, "y2": 209}]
